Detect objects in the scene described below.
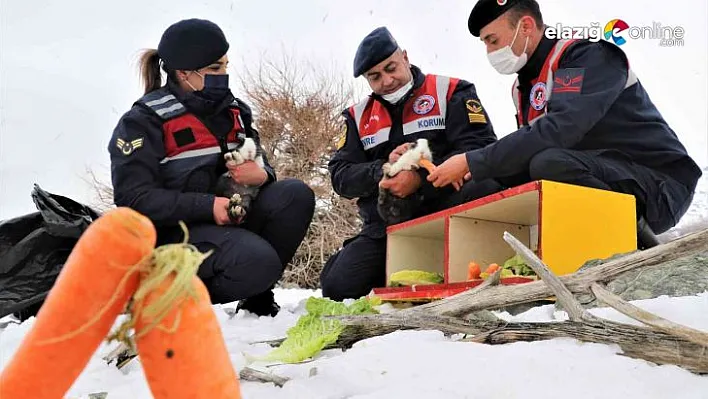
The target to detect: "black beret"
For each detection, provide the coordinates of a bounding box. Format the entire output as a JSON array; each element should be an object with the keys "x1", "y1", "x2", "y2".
[
  {"x1": 353, "y1": 27, "x2": 399, "y2": 77},
  {"x1": 157, "y1": 18, "x2": 230, "y2": 71},
  {"x1": 468, "y1": 0, "x2": 522, "y2": 37}
]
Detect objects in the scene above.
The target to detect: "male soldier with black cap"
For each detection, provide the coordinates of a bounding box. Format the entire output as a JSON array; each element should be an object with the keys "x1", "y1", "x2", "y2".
[
  {"x1": 428, "y1": 0, "x2": 702, "y2": 248},
  {"x1": 109, "y1": 19, "x2": 315, "y2": 316},
  {"x1": 321, "y1": 26, "x2": 502, "y2": 301}
]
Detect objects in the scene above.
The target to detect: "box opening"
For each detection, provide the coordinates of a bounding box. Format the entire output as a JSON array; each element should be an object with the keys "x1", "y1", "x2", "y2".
[{"x1": 386, "y1": 217, "x2": 445, "y2": 286}]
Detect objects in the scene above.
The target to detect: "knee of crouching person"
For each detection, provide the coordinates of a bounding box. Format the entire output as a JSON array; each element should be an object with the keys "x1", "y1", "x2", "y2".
[
  {"x1": 284, "y1": 178, "x2": 316, "y2": 212},
  {"x1": 528, "y1": 148, "x2": 569, "y2": 181}
]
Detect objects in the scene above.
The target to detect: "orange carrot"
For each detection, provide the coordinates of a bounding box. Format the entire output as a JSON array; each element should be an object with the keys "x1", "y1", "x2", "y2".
[
  {"x1": 467, "y1": 262, "x2": 481, "y2": 280},
  {"x1": 418, "y1": 158, "x2": 436, "y2": 174},
  {"x1": 0, "y1": 207, "x2": 156, "y2": 399},
  {"x1": 134, "y1": 274, "x2": 241, "y2": 398},
  {"x1": 485, "y1": 263, "x2": 501, "y2": 274}
]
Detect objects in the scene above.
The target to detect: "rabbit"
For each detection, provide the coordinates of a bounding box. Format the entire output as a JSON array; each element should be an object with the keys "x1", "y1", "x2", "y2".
[
  {"x1": 377, "y1": 138, "x2": 434, "y2": 225},
  {"x1": 214, "y1": 137, "x2": 264, "y2": 224}
]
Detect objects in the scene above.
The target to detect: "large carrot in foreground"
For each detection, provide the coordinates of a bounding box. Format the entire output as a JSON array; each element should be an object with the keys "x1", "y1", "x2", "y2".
[
  {"x1": 134, "y1": 272, "x2": 242, "y2": 398},
  {"x1": 109, "y1": 236, "x2": 242, "y2": 398},
  {"x1": 0, "y1": 207, "x2": 156, "y2": 398}
]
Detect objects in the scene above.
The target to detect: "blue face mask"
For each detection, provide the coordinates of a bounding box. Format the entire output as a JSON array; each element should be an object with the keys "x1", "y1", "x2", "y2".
[{"x1": 194, "y1": 73, "x2": 231, "y2": 102}]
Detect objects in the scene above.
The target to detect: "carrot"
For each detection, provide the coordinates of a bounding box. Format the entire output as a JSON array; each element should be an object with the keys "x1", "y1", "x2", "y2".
[
  {"x1": 485, "y1": 263, "x2": 501, "y2": 274},
  {"x1": 0, "y1": 207, "x2": 156, "y2": 399},
  {"x1": 467, "y1": 261, "x2": 481, "y2": 280},
  {"x1": 124, "y1": 230, "x2": 241, "y2": 398},
  {"x1": 418, "y1": 157, "x2": 436, "y2": 174},
  {"x1": 134, "y1": 274, "x2": 241, "y2": 398}
]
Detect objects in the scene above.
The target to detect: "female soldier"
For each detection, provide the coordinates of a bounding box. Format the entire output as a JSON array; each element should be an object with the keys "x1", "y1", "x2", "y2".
[{"x1": 108, "y1": 18, "x2": 315, "y2": 316}]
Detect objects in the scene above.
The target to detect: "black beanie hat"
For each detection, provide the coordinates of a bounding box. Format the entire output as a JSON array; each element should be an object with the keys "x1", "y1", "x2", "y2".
[
  {"x1": 157, "y1": 18, "x2": 230, "y2": 71},
  {"x1": 353, "y1": 27, "x2": 399, "y2": 77},
  {"x1": 468, "y1": 0, "x2": 522, "y2": 37}
]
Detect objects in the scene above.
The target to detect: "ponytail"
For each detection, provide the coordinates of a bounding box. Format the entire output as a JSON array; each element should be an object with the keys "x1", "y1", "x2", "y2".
[{"x1": 138, "y1": 49, "x2": 163, "y2": 95}]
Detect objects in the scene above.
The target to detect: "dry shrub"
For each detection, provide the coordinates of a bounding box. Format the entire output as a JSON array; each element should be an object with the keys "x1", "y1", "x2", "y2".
[
  {"x1": 237, "y1": 53, "x2": 362, "y2": 288},
  {"x1": 84, "y1": 167, "x2": 116, "y2": 214}
]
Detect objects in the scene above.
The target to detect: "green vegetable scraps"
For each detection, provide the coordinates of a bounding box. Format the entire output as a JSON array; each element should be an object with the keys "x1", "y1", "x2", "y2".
[
  {"x1": 246, "y1": 296, "x2": 381, "y2": 364},
  {"x1": 388, "y1": 270, "x2": 444, "y2": 287},
  {"x1": 502, "y1": 254, "x2": 537, "y2": 277}
]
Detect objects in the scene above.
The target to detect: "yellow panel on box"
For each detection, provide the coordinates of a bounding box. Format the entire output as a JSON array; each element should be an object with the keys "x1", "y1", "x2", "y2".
[{"x1": 539, "y1": 180, "x2": 637, "y2": 276}]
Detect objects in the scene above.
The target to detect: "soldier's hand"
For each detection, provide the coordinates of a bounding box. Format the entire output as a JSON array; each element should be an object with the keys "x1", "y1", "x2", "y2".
[
  {"x1": 427, "y1": 154, "x2": 470, "y2": 189},
  {"x1": 388, "y1": 143, "x2": 413, "y2": 163},
  {"x1": 213, "y1": 197, "x2": 232, "y2": 225},
  {"x1": 228, "y1": 161, "x2": 268, "y2": 186},
  {"x1": 379, "y1": 170, "x2": 421, "y2": 198}
]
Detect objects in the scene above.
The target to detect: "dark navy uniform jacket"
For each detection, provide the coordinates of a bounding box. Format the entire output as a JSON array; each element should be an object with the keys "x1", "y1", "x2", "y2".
[
  {"x1": 465, "y1": 37, "x2": 702, "y2": 221},
  {"x1": 108, "y1": 80, "x2": 276, "y2": 238},
  {"x1": 329, "y1": 65, "x2": 497, "y2": 237}
]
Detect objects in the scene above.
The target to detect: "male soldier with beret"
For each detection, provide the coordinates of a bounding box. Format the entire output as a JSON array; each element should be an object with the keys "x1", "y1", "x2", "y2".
[
  {"x1": 321, "y1": 27, "x2": 502, "y2": 301},
  {"x1": 428, "y1": 0, "x2": 702, "y2": 248}
]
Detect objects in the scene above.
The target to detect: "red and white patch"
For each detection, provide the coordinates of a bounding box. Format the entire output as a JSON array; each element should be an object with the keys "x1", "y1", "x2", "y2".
[
  {"x1": 412, "y1": 95, "x2": 436, "y2": 115},
  {"x1": 497, "y1": 0, "x2": 507, "y2": 5},
  {"x1": 530, "y1": 82, "x2": 548, "y2": 111}
]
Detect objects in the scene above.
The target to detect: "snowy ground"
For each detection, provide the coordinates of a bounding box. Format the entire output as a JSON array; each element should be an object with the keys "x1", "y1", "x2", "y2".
[{"x1": 2, "y1": 288, "x2": 708, "y2": 398}]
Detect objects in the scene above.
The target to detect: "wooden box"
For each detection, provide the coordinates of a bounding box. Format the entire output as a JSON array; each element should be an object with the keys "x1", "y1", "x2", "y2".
[{"x1": 372, "y1": 180, "x2": 638, "y2": 302}]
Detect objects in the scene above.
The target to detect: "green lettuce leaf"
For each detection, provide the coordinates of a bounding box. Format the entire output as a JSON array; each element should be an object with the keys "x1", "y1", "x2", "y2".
[
  {"x1": 249, "y1": 296, "x2": 381, "y2": 364},
  {"x1": 502, "y1": 254, "x2": 536, "y2": 276}
]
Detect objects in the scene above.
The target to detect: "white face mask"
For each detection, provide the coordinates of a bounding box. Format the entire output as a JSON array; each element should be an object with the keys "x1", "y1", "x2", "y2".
[
  {"x1": 487, "y1": 21, "x2": 530, "y2": 75},
  {"x1": 381, "y1": 78, "x2": 414, "y2": 104}
]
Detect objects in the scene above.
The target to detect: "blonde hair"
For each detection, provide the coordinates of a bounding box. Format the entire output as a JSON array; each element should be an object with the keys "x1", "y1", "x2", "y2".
[{"x1": 138, "y1": 49, "x2": 163, "y2": 95}]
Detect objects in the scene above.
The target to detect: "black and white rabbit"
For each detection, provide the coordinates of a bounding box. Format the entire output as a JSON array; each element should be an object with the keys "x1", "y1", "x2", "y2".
[
  {"x1": 214, "y1": 137, "x2": 264, "y2": 224},
  {"x1": 377, "y1": 138, "x2": 433, "y2": 225}
]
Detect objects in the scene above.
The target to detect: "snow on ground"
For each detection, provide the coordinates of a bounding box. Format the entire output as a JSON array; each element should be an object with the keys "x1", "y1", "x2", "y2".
[{"x1": 2, "y1": 289, "x2": 707, "y2": 399}]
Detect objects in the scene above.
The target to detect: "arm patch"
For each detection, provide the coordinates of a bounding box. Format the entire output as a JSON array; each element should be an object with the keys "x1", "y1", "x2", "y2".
[
  {"x1": 552, "y1": 68, "x2": 586, "y2": 97},
  {"x1": 465, "y1": 99, "x2": 487, "y2": 124}
]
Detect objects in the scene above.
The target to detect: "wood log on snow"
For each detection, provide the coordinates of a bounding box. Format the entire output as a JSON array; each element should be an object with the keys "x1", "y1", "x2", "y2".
[{"x1": 239, "y1": 367, "x2": 290, "y2": 387}]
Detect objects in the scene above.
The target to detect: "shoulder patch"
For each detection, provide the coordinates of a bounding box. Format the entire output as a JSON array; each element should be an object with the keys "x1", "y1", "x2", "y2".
[
  {"x1": 465, "y1": 99, "x2": 487, "y2": 124},
  {"x1": 116, "y1": 137, "x2": 144, "y2": 155},
  {"x1": 552, "y1": 68, "x2": 585, "y2": 96},
  {"x1": 335, "y1": 123, "x2": 347, "y2": 150}
]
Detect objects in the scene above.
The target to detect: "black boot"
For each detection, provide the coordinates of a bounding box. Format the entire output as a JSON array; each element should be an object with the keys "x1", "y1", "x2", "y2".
[
  {"x1": 235, "y1": 288, "x2": 280, "y2": 317},
  {"x1": 637, "y1": 217, "x2": 660, "y2": 250}
]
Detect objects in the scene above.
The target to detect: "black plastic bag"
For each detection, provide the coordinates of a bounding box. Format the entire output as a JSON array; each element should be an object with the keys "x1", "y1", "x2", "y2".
[{"x1": 0, "y1": 184, "x2": 101, "y2": 320}]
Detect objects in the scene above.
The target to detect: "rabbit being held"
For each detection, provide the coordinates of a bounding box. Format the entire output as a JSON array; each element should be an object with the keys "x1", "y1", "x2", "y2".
[
  {"x1": 377, "y1": 138, "x2": 435, "y2": 225},
  {"x1": 214, "y1": 137, "x2": 264, "y2": 224}
]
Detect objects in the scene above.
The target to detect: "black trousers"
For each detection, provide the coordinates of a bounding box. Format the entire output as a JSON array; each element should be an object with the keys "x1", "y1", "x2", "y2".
[
  {"x1": 320, "y1": 178, "x2": 503, "y2": 301},
  {"x1": 522, "y1": 148, "x2": 693, "y2": 235},
  {"x1": 187, "y1": 179, "x2": 315, "y2": 304}
]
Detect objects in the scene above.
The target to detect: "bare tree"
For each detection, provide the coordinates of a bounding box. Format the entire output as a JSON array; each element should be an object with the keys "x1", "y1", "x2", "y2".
[{"x1": 237, "y1": 53, "x2": 362, "y2": 288}]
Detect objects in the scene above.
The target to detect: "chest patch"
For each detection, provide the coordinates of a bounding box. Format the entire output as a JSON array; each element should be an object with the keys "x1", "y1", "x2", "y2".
[
  {"x1": 530, "y1": 82, "x2": 548, "y2": 111},
  {"x1": 412, "y1": 95, "x2": 435, "y2": 115}
]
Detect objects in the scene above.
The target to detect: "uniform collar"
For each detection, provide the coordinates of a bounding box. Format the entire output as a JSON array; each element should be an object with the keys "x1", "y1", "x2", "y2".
[{"x1": 517, "y1": 34, "x2": 558, "y2": 83}]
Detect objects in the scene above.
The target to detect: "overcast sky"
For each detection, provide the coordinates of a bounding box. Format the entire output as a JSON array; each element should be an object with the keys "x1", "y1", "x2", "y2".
[{"x1": 1, "y1": 0, "x2": 706, "y2": 219}]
